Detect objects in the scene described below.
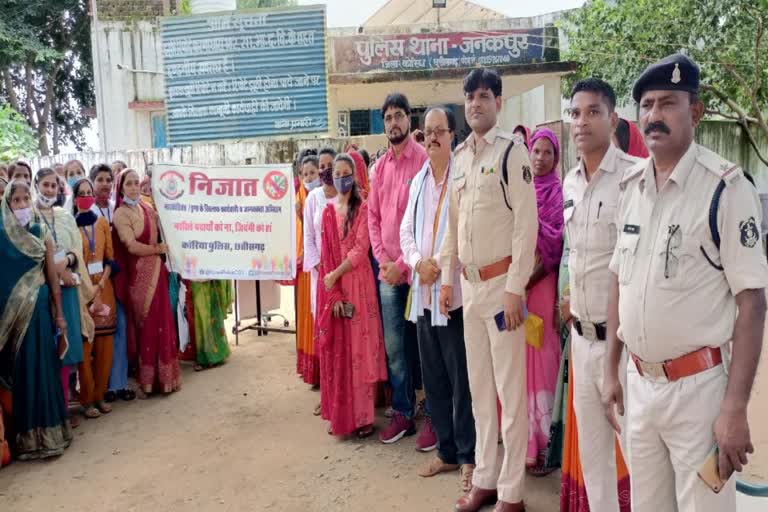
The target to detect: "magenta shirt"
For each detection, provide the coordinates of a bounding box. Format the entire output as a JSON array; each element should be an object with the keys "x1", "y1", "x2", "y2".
[{"x1": 367, "y1": 137, "x2": 428, "y2": 283}]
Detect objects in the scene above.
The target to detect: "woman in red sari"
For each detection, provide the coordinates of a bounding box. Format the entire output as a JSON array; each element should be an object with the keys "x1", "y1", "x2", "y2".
[
  {"x1": 316, "y1": 154, "x2": 387, "y2": 438},
  {"x1": 112, "y1": 169, "x2": 181, "y2": 397}
]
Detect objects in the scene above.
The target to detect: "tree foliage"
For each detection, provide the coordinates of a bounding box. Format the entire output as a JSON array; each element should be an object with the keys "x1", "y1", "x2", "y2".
[
  {"x1": 562, "y1": 0, "x2": 768, "y2": 164},
  {"x1": 0, "y1": 104, "x2": 38, "y2": 164},
  {"x1": 0, "y1": 0, "x2": 93, "y2": 156}
]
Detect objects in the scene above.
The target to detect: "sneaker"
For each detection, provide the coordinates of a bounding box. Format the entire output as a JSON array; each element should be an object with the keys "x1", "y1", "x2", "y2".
[
  {"x1": 379, "y1": 412, "x2": 416, "y2": 444},
  {"x1": 415, "y1": 417, "x2": 438, "y2": 452}
]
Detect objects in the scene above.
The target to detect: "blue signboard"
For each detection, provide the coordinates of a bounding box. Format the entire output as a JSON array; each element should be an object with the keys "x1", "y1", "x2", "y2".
[{"x1": 160, "y1": 6, "x2": 328, "y2": 145}]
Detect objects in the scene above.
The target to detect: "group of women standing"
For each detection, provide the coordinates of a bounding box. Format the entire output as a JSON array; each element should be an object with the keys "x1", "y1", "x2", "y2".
[
  {"x1": 291, "y1": 146, "x2": 387, "y2": 437},
  {"x1": 0, "y1": 160, "x2": 232, "y2": 466}
]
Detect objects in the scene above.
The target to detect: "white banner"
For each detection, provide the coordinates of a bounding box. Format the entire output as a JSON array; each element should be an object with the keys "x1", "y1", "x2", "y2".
[{"x1": 151, "y1": 163, "x2": 295, "y2": 280}]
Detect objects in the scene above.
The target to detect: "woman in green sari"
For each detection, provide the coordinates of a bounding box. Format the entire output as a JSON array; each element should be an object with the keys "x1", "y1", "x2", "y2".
[
  {"x1": 190, "y1": 280, "x2": 232, "y2": 370},
  {"x1": 0, "y1": 181, "x2": 72, "y2": 460}
]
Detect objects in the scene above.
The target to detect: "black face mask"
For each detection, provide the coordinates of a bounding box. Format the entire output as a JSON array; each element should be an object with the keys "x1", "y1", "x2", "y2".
[{"x1": 320, "y1": 168, "x2": 334, "y2": 186}]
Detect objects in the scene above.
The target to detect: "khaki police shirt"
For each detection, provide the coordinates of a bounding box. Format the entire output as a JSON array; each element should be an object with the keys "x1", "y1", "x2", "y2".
[
  {"x1": 439, "y1": 126, "x2": 538, "y2": 296},
  {"x1": 564, "y1": 144, "x2": 640, "y2": 323},
  {"x1": 609, "y1": 142, "x2": 768, "y2": 362}
]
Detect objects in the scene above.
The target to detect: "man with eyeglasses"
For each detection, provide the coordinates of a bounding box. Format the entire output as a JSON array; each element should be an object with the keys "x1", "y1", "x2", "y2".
[
  {"x1": 368, "y1": 93, "x2": 430, "y2": 445},
  {"x1": 400, "y1": 106, "x2": 476, "y2": 493},
  {"x1": 439, "y1": 68, "x2": 538, "y2": 512},
  {"x1": 603, "y1": 53, "x2": 768, "y2": 512},
  {"x1": 562, "y1": 78, "x2": 640, "y2": 511}
]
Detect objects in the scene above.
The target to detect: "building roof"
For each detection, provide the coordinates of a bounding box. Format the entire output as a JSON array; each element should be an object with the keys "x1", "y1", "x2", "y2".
[{"x1": 362, "y1": 0, "x2": 506, "y2": 27}]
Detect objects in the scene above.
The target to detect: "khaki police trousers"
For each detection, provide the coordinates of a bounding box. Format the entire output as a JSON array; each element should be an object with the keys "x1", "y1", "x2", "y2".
[
  {"x1": 571, "y1": 329, "x2": 628, "y2": 512},
  {"x1": 461, "y1": 274, "x2": 527, "y2": 503},
  {"x1": 626, "y1": 361, "x2": 736, "y2": 512}
]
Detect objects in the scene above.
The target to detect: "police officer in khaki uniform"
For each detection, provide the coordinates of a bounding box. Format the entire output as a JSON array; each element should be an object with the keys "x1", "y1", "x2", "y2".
[
  {"x1": 563, "y1": 78, "x2": 640, "y2": 511},
  {"x1": 603, "y1": 53, "x2": 768, "y2": 511},
  {"x1": 439, "y1": 68, "x2": 538, "y2": 512}
]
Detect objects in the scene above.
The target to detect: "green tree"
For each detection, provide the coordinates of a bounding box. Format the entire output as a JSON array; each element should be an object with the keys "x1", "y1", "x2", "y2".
[
  {"x1": 0, "y1": 104, "x2": 39, "y2": 163},
  {"x1": 0, "y1": 0, "x2": 93, "y2": 156},
  {"x1": 562, "y1": 0, "x2": 768, "y2": 164}
]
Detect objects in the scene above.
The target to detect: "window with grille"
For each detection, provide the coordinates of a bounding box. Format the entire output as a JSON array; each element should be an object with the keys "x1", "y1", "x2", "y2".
[{"x1": 350, "y1": 110, "x2": 371, "y2": 136}]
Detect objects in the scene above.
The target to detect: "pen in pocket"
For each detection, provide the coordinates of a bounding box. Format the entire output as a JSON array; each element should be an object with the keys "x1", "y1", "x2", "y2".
[{"x1": 597, "y1": 201, "x2": 603, "y2": 219}]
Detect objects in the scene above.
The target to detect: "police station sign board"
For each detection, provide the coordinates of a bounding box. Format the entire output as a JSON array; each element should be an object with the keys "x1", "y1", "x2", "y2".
[
  {"x1": 331, "y1": 28, "x2": 546, "y2": 74},
  {"x1": 152, "y1": 163, "x2": 296, "y2": 280},
  {"x1": 160, "y1": 6, "x2": 329, "y2": 145}
]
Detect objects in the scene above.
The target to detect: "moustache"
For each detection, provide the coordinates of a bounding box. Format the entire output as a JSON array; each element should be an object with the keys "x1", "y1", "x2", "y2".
[{"x1": 644, "y1": 121, "x2": 671, "y2": 136}]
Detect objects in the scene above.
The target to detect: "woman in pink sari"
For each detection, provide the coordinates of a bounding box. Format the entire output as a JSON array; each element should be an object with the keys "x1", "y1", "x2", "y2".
[
  {"x1": 316, "y1": 153, "x2": 387, "y2": 438},
  {"x1": 525, "y1": 127, "x2": 565, "y2": 475},
  {"x1": 113, "y1": 169, "x2": 181, "y2": 397}
]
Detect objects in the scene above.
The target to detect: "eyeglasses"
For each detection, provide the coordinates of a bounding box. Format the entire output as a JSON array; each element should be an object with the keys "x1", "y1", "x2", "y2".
[
  {"x1": 664, "y1": 224, "x2": 681, "y2": 278},
  {"x1": 424, "y1": 128, "x2": 450, "y2": 138},
  {"x1": 384, "y1": 112, "x2": 407, "y2": 124}
]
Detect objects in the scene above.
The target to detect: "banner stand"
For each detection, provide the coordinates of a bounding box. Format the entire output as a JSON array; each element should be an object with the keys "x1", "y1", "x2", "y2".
[{"x1": 233, "y1": 281, "x2": 297, "y2": 346}]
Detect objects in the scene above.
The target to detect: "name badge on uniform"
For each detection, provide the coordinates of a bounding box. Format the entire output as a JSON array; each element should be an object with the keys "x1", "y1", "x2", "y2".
[
  {"x1": 563, "y1": 199, "x2": 574, "y2": 210},
  {"x1": 87, "y1": 261, "x2": 104, "y2": 275},
  {"x1": 54, "y1": 250, "x2": 67, "y2": 264},
  {"x1": 623, "y1": 224, "x2": 640, "y2": 234}
]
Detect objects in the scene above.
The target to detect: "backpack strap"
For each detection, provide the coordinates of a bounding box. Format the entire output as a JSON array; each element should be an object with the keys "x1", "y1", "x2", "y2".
[
  {"x1": 701, "y1": 170, "x2": 756, "y2": 271},
  {"x1": 500, "y1": 140, "x2": 515, "y2": 212}
]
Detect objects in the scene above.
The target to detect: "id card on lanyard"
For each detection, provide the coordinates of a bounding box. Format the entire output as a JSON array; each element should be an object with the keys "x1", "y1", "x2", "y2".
[{"x1": 83, "y1": 224, "x2": 103, "y2": 274}]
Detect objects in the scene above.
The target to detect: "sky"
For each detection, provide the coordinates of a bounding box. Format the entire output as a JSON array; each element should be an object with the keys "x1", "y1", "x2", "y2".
[{"x1": 297, "y1": 0, "x2": 586, "y2": 27}]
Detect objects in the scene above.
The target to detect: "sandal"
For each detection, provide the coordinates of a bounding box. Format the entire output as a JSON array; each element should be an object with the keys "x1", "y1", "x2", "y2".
[
  {"x1": 460, "y1": 464, "x2": 475, "y2": 493},
  {"x1": 96, "y1": 401, "x2": 112, "y2": 414},
  {"x1": 118, "y1": 389, "x2": 136, "y2": 401},
  {"x1": 526, "y1": 464, "x2": 556, "y2": 477},
  {"x1": 104, "y1": 391, "x2": 117, "y2": 403},
  {"x1": 193, "y1": 363, "x2": 205, "y2": 372},
  {"x1": 356, "y1": 426, "x2": 375, "y2": 439},
  {"x1": 313, "y1": 403, "x2": 322, "y2": 416},
  {"x1": 84, "y1": 406, "x2": 101, "y2": 419},
  {"x1": 69, "y1": 415, "x2": 80, "y2": 429}
]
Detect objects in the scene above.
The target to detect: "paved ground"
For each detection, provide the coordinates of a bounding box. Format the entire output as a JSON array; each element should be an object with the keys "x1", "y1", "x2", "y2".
[{"x1": 0, "y1": 287, "x2": 765, "y2": 511}]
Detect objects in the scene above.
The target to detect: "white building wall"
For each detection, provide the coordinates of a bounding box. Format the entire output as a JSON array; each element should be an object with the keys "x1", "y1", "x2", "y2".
[{"x1": 91, "y1": 20, "x2": 166, "y2": 153}]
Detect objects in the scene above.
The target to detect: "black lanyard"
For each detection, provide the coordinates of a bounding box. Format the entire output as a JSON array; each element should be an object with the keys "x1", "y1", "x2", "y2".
[{"x1": 99, "y1": 206, "x2": 112, "y2": 224}]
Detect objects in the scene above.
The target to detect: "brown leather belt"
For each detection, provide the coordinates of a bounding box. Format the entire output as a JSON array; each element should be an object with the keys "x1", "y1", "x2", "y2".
[
  {"x1": 462, "y1": 256, "x2": 512, "y2": 283},
  {"x1": 631, "y1": 346, "x2": 723, "y2": 382}
]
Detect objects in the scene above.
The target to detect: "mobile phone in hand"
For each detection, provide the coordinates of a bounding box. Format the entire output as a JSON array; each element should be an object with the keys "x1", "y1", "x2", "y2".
[
  {"x1": 697, "y1": 445, "x2": 730, "y2": 493},
  {"x1": 494, "y1": 305, "x2": 528, "y2": 332}
]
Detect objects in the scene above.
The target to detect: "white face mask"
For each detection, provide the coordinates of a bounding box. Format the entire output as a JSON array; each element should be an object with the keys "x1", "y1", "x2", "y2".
[
  {"x1": 37, "y1": 193, "x2": 57, "y2": 208},
  {"x1": 303, "y1": 177, "x2": 321, "y2": 192},
  {"x1": 122, "y1": 195, "x2": 138, "y2": 206},
  {"x1": 14, "y1": 207, "x2": 33, "y2": 227}
]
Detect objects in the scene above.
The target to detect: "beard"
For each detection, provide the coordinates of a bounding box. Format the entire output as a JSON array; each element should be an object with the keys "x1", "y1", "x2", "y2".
[{"x1": 388, "y1": 128, "x2": 408, "y2": 145}]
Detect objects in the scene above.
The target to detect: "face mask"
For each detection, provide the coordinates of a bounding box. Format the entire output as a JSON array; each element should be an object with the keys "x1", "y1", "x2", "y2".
[
  {"x1": 319, "y1": 169, "x2": 334, "y2": 186},
  {"x1": 122, "y1": 195, "x2": 138, "y2": 207},
  {"x1": 13, "y1": 207, "x2": 32, "y2": 227},
  {"x1": 37, "y1": 194, "x2": 57, "y2": 208},
  {"x1": 67, "y1": 177, "x2": 80, "y2": 189},
  {"x1": 333, "y1": 174, "x2": 355, "y2": 194},
  {"x1": 303, "y1": 177, "x2": 321, "y2": 192},
  {"x1": 76, "y1": 196, "x2": 96, "y2": 211}
]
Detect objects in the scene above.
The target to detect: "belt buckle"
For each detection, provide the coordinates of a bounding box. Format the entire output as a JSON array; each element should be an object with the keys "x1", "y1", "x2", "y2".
[
  {"x1": 580, "y1": 321, "x2": 597, "y2": 341},
  {"x1": 637, "y1": 360, "x2": 668, "y2": 380},
  {"x1": 463, "y1": 264, "x2": 481, "y2": 283}
]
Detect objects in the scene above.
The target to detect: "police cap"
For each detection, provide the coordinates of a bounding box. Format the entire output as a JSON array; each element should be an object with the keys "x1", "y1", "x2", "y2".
[{"x1": 632, "y1": 53, "x2": 700, "y2": 102}]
